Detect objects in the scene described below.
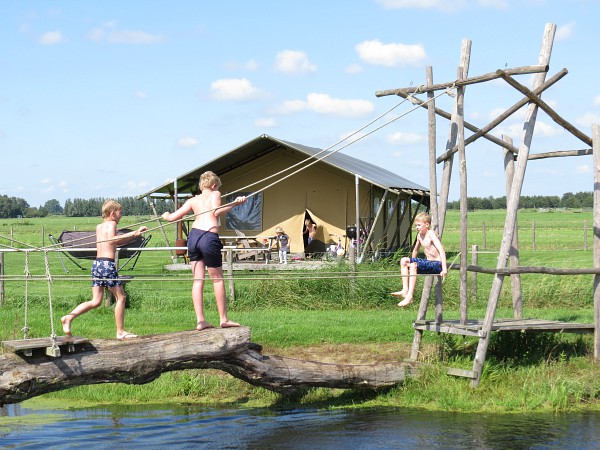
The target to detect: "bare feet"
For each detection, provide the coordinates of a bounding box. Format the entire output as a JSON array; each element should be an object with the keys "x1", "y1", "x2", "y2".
[
  {"x1": 397, "y1": 297, "x2": 413, "y2": 307},
  {"x1": 390, "y1": 290, "x2": 407, "y2": 298},
  {"x1": 116, "y1": 331, "x2": 138, "y2": 340},
  {"x1": 61, "y1": 314, "x2": 76, "y2": 336},
  {"x1": 220, "y1": 320, "x2": 240, "y2": 328},
  {"x1": 196, "y1": 321, "x2": 215, "y2": 331}
]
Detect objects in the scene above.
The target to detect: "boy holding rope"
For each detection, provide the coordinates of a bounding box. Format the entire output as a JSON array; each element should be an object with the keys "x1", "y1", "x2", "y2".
[
  {"x1": 61, "y1": 200, "x2": 148, "y2": 339},
  {"x1": 162, "y1": 171, "x2": 246, "y2": 330},
  {"x1": 391, "y1": 212, "x2": 447, "y2": 307}
]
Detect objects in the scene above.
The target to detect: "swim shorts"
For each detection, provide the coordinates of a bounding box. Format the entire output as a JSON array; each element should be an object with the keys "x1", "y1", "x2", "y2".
[
  {"x1": 91, "y1": 258, "x2": 122, "y2": 287},
  {"x1": 410, "y1": 257, "x2": 442, "y2": 274},
  {"x1": 187, "y1": 228, "x2": 223, "y2": 268}
]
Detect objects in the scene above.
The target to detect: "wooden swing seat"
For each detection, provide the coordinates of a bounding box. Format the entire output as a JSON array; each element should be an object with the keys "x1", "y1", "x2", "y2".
[{"x1": 2, "y1": 336, "x2": 90, "y2": 357}]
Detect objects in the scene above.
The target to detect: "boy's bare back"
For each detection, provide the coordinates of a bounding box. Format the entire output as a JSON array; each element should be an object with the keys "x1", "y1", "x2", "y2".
[
  {"x1": 188, "y1": 190, "x2": 221, "y2": 232},
  {"x1": 96, "y1": 220, "x2": 119, "y2": 259}
]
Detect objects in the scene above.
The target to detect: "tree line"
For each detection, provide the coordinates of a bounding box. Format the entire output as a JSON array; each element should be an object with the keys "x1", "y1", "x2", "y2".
[
  {"x1": 446, "y1": 191, "x2": 593, "y2": 211},
  {"x1": 0, "y1": 190, "x2": 594, "y2": 219},
  {"x1": 0, "y1": 195, "x2": 173, "y2": 219}
]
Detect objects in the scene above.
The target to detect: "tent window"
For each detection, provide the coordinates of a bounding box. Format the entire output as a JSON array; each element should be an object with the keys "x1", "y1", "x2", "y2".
[{"x1": 225, "y1": 192, "x2": 262, "y2": 231}]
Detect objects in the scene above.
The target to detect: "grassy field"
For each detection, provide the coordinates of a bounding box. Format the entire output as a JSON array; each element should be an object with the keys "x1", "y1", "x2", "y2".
[{"x1": 1, "y1": 209, "x2": 600, "y2": 412}]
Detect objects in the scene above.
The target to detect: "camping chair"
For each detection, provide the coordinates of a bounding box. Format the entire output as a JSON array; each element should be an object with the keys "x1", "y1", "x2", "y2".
[
  {"x1": 232, "y1": 229, "x2": 270, "y2": 263},
  {"x1": 48, "y1": 230, "x2": 152, "y2": 273}
]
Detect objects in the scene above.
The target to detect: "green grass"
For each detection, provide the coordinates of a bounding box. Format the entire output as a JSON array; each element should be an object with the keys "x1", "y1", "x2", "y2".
[{"x1": 2, "y1": 210, "x2": 600, "y2": 412}]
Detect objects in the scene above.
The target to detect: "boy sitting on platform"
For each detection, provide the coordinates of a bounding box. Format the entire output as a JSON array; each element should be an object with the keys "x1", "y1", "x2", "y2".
[{"x1": 391, "y1": 212, "x2": 447, "y2": 307}]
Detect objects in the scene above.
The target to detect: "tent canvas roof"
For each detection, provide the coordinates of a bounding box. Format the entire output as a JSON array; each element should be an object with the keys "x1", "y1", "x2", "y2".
[{"x1": 137, "y1": 134, "x2": 429, "y2": 199}]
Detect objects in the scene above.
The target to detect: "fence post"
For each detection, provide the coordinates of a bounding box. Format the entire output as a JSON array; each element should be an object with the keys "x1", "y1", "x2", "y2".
[
  {"x1": 226, "y1": 247, "x2": 235, "y2": 302},
  {"x1": 470, "y1": 245, "x2": 478, "y2": 303},
  {"x1": 0, "y1": 251, "x2": 4, "y2": 307},
  {"x1": 482, "y1": 222, "x2": 486, "y2": 250},
  {"x1": 349, "y1": 244, "x2": 356, "y2": 298}
]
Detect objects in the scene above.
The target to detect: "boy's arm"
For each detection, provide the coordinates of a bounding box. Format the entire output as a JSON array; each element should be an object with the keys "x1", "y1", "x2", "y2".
[
  {"x1": 110, "y1": 226, "x2": 148, "y2": 245},
  {"x1": 411, "y1": 237, "x2": 421, "y2": 258},
  {"x1": 213, "y1": 191, "x2": 246, "y2": 217},
  {"x1": 162, "y1": 199, "x2": 192, "y2": 222}
]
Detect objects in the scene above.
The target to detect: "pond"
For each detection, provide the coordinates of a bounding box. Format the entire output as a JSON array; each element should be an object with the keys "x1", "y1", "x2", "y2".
[{"x1": 2, "y1": 403, "x2": 600, "y2": 449}]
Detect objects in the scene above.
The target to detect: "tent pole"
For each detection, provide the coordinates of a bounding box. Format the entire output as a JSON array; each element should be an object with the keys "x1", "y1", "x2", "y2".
[{"x1": 355, "y1": 175, "x2": 361, "y2": 255}]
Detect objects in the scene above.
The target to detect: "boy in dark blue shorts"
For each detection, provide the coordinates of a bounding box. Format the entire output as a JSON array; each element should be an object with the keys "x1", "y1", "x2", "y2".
[{"x1": 391, "y1": 212, "x2": 447, "y2": 307}]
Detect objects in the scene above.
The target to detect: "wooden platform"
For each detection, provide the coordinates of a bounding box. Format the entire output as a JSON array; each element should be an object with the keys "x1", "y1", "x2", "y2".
[
  {"x1": 413, "y1": 318, "x2": 595, "y2": 338},
  {"x1": 2, "y1": 336, "x2": 90, "y2": 357}
]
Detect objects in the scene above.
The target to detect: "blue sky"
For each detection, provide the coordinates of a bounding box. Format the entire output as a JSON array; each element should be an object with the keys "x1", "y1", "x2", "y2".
[{"x1": 2, "y1": 0, "x2": 600, "y2": 208}]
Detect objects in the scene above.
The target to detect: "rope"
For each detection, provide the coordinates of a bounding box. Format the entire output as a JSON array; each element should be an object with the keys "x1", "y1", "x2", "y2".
[{"x1": 44, "y1": 251, "x2": 59, "y2": 352}]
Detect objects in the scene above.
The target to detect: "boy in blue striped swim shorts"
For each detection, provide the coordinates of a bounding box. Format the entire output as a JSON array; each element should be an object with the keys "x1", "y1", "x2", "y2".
[{"x1": 391, "y1": 212, "x2": 447, "y2": 307}]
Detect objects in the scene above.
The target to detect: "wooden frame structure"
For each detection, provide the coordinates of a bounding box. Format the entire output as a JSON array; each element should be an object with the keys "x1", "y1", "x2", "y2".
[{"x1": 376, "y1": 23, "x2": 600, "y2": 386}]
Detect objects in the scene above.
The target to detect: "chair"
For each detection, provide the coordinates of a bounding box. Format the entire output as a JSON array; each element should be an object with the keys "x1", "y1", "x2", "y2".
[
  {"x1": 232, "y1": 229, "x2": 270, "y2": 263},
  {"x1": 48, "y1": 230, "x2": 152, "y2": 273}
]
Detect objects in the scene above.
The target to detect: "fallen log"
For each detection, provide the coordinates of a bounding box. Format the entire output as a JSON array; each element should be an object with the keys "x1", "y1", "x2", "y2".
[{"x1": 0, "y1": 327, "x2": 417, "y2": 405}]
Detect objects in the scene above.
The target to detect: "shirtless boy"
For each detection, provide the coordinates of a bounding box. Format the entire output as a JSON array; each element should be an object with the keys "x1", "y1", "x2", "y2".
[
  {"x1": 391, "y1": 212, "x2": 447, "y2": 307},
  {"x1": 61, "y1": 200, "x2": 148, "y2": 339},
  {"x1": 162, "y1": 171, "x2": 246, "y2": 330}
]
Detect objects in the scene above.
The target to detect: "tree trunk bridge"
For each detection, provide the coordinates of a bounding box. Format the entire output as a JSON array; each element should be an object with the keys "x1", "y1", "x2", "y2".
[{"x1": 0, "y1": 327, "x2": 418, "y2": 406}]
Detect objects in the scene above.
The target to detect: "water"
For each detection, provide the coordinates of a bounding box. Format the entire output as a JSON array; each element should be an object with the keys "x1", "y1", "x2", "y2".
[{"x1": 2, "y1": 403, "x2": 600, "y2": 449}]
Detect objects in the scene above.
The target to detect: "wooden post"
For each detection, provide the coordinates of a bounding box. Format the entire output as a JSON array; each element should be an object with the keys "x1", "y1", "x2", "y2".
[
  {"x1": 503, "y1": 134, "x2": 522, "y2": 319},
  {"x1": 416, "y1": 66, "x2": 440, "y2": 322},
  {"x1": 457, "y1": 65, "x2": 468, "y2": 325},
  {"x1": 0, "y1": 251, "x2": 4, "y2": 307},
  {"x1": 349, "y1": 245, "x2": 356, "y2": 298},
  {"x1": 410, "y1": 39, "x2": 471, "y2": 361},
  {"x1": 471, "y1": 23, "x2": 556, "y2": 387},
  {"x1": 592, "y1": 124, "x2": 600, "y2": 362},
  {"x1": 470, "y1": 245, "x2": 478, "y2": 303},
  {"x1": 482, "y1": 222, "x2": 486, "y2": 250},
  {"x1": 226, "y1": 247, "x2": 235, "y2": 302}
]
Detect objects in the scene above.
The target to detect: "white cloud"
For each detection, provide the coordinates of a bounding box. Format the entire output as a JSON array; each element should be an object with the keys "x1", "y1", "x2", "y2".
[
  {"x1": 255, "y1": 118, "x2": 277, "y2": 127},
  {"x1": 477, "y1": 0, "x2": 508, "y2": 8},
  {"x1": 177, "y1": 137, "x2": 199, "y2": 148},
  {"x1": 274, "y1": 50, "x2": 317, "y2": 74},
  {"x1": 210, "y1": 78, "x2": 262, "y2": 101},
  {"x1": 275, "y1": 93, "x2": 374, "y2": 118},
  {"x1": 495, "y1": 120, "x2": 562, "y2": 139},
  {"x1": 345, "y1": 63, "x2": 364, "y2": 74},
  {"x1": 556, "y1": 22, "x2": 575, "y2": 41},
  {"x1": 575, "y1": 112, "x2": 600, "y2": 128},
  {"x1": 87, "y1": 22, "x2": 164, "y2": 44},
  {"x1": 39, "y1": 31, "x2": 65, "y2": 45},
  {"x1": 134, "y1": 91, "x2": 148, "y2": 100},
  {"x1": 125, "y1": 180, "x2": 149, "y2": 191},
  {"x1": 224, "y1": 60, "x2": 260, "y2": 71},
  {"x1": 355, "y1": 39, "x2": 426, "y2": 68},
  {"x1": 376, "y1": 0, "x2": 467, "y2": 12},
  {"x1": 576, "y1": 164, "x2": 591, "y2": 174},
  {"x1": 386, "y1": 131, "x2": 426, "y2": 145}
]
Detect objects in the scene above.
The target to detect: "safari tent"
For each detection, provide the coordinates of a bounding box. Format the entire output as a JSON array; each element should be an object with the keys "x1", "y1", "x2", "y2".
[{"x1": 137, "y1": 134, "x2": 429, "y2": 257}]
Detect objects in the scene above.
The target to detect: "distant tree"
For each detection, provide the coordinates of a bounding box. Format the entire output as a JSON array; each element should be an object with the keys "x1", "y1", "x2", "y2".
[
  {"x1": 0, "y1": 195, "x2": 29, "y2": 218},
  {"x1": 43, "y1": 199, "x2": 63, "y2": 215}
]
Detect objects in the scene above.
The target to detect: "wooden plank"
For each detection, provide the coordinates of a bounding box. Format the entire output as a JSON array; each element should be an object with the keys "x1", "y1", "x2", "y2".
[
  {"x1": 446, "y1": 367, "x2": 477, "y2": 379},
  {"x1": 2, "y1": 336, "x2": 89, "y2": 353}
]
